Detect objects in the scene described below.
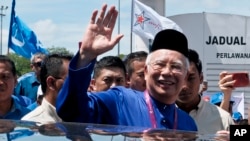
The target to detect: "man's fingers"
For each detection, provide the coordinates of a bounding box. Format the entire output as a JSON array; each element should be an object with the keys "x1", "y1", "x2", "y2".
[
  {"x1": 109, "y1": 34, "x2": 124, "y2": 47},
  {"x1": 92, "y1": 5, "x2": 117, "y2": 29},
  {"x1": 107, "y1": 9, "x2": 118, "y2": 30},
  {"x1": 219, "y1": 71, "x2": 228, "y2": 79},
  {"x1": 102, "y1": 6, "x2": 115, "y2": 26},
  {"x1": 90, "y1": 10, "x2": 98, "y2": 24},
  {"x1": 96, "y1": 4, "x2": 108, "y2": 25}
]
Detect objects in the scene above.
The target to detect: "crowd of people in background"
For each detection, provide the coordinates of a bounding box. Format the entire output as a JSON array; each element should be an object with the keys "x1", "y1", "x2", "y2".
[{"x1": 1, "y1": 3, "x2": 249, "y2": 140}]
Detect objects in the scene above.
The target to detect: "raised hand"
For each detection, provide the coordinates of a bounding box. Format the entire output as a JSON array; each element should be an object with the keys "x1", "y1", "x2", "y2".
[
  {"x1": 218, "y1": 71, "x2": 235, "y2": 94},
  {"x1": 78, "y1": 4, "x2": 124, "y2": 67},
  {"x1": 218, "y1": 71, "x2": 234, "y2": 113}
]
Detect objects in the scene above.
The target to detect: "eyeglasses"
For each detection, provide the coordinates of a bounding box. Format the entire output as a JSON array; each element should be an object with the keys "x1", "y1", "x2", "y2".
[
  {"x1": 149, "y1": 61, "x2": 185, "y2": 73},
  {"x1": 32, "y1": 62, "x2": 42, "y2": 67}
]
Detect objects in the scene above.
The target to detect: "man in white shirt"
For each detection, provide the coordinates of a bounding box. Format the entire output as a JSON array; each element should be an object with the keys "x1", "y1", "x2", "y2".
[
  {"x1": 176, "y1": 49, "x2": 234, "y2": 134},
  {"x1": 22, "y1": 53, "x2": 73, "y2": 125}
]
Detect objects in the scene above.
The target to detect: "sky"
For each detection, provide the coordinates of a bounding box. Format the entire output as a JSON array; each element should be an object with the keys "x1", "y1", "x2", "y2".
[{"x1": 1, "y1": 0, "x2": 250, "y2": 58}]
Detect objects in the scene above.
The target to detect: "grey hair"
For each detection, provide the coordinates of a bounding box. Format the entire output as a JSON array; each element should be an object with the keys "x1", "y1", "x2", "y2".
[
  {"x1": 145, "y1": 52, "x2": 189, "y2": 74},
  {"x1": 30, "y1": 52, "x2": 47, "y2": 63}
]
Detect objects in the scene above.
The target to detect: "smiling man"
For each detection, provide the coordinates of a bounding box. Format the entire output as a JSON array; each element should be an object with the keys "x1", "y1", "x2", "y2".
[{"x1": 56, "y1": 4, "x2": 197, "y2": 131}]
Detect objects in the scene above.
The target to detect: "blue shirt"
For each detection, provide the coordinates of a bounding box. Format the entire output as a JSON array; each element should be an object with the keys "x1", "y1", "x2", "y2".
[
  {"x1": 56, "y1": 53, "x2": 197, "y2": 131},
  {"x1": 27, "y1": 102, "x2": 38, "y2": 111},
  {"x1": 13, "y1": 95, "x2": 32, "y2": 107},
  {"x1": 14, "y1": 72, "x2": 40, "y2": 102},
  {"x1": 0, "y1": 97, "x2": 31, "y2": 120}
]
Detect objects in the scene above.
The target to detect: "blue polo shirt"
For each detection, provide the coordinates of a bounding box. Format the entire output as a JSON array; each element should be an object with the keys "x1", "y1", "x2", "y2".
[
  {"x1": 56, "y1": 53, "x2": 197, "y2": 131},
  {"x1": 0, "y1": 96, "x2": 31, "y2": 120},
  {"x1": 14, "y1": 72, "x2": 40, "y2": 102}
]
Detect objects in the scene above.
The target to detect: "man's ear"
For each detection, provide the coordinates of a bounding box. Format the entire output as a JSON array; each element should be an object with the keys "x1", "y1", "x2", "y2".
[
  {"x1": 125, "y1": 73, "x2": 130, "y2": 88},
  {"x1": 89, "y1": 79, "x2": 96, "y2": 92},
  {"x1": 200, "y1": 72, "x2": 204, "y2": 84},
  {"x1": 144, "y1": 65, "x2": 149, "y2": 81},
  {"x1": 47, "y1": 76, "x2": 56, "y2": 91}
]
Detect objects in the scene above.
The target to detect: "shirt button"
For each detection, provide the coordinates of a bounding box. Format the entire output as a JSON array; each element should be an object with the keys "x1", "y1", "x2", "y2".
[{"x1": 163, "y1": 105, "x2": 167, "y2": 109}]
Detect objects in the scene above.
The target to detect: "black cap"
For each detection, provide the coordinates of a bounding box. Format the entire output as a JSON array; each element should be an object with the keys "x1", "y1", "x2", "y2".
[{"x1": 150, "y1": 29, "x2": 188, "y2": 58}]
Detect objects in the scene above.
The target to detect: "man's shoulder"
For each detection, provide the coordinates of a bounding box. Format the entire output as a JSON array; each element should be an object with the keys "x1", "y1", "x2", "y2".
[
  {"x1": 214, "y1": 105, "x2": 232, "y2": 116},
  {"x1": 12, "y1": 95, "x2": 32, "y2": 107},
  {"x1": 12, "y1": 97, "x2": 31, "y2": 115},
  {"x1": 200, "y1": 99, "x2": 218, "y2": 109},
  {"x1": 21, "y1": 106, "x2": 45, "y2": 121},
  {"x1": 18, "y1": 72, "x2": 36, "y2": 81},
  {"x1": 201, "y1": 100, "x2": 231, "y2": 117}
]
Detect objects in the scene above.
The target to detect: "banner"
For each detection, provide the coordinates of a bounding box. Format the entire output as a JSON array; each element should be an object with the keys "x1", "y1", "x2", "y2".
[
  {"x1": 132, "y1": 0, "x2": 182, "y2": 40},
  {"x1": 8, "y1": 0, "x2": 48, "y2": 59}
]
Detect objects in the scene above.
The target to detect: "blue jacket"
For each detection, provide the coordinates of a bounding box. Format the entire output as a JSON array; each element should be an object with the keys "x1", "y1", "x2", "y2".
[{"x1": 56, "y1": 53, "x2": 197, "y2": 131}]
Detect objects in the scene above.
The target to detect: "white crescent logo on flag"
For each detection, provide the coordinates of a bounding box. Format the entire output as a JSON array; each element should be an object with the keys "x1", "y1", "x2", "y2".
[
  {"x1": 11, "y1": 36, "x2": 25, "y2": 47},
  {"x1": 11, "y1": 27, "x2": 25, "y2": 47}
]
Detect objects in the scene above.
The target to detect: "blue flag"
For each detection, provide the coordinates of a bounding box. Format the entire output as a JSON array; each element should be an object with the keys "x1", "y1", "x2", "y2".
[{"x1": 8, "y1": 0, "x2": 48, "y2": 59}]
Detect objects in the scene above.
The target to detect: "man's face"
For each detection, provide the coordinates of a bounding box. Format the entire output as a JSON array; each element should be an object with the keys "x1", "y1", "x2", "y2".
[
  {"x1": 91, "y1": 67, "x2": 126, "y2": 92},
  {"x1": 144, "y1": 49, "x2": 188, "y2": 104},
  {"x1": 31, "y1": 57, "x2": 43, "y2": 79},
  {"x1": 0, "y1": 62, "x2": 17, "y2": 102},
  {"x1": 54, "y1": 60, "x2": 70, "y2": 94},
  {"x1": 128, "y1": 59, "x2": 146, "y2": 91},
  {"x1": 178, "y1": 62, "x2": 202, "y2": 103}
]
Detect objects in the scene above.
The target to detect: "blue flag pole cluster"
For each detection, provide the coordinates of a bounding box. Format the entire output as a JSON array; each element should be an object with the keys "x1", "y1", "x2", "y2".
[{"x1": 8, "y1": 0, "x2": 48, "y2": 59}]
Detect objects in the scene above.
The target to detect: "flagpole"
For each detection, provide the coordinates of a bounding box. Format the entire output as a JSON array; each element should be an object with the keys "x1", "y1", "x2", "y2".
[
  {"x1": 130, "y1": 0, "x2": 134, "y2": 53},
  {"x1": 148, "y1": 39, "x2": 152, "y2": 50},
  {"x1": 7, "y1": 45, "x2": 9, "y2": 55},
  {"x1": 0, "y1": 5, "x2": 8, "y2": 55},
  {"x1": 117, "y1": 0, "x2": 120, "y2": 56},
  {"x1": 8, "y1": 0, "x2": 15, "y2": 55}
]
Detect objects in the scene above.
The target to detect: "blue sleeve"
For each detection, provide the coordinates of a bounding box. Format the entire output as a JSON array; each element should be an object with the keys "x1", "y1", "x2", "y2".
[{"x1": 56, "y1": 52, "x2": 97, "y2": 122}]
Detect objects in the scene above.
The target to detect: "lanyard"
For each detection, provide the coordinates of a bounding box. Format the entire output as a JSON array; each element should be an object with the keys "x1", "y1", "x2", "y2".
[{"x1": 144, "y1": 90, "x2": 178, "y2": 129}]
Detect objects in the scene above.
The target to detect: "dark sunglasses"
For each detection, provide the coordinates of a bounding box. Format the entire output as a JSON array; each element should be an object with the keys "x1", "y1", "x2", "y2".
[{"x1": 32, "y1": 61, "x2": 42, "y2": 67}]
